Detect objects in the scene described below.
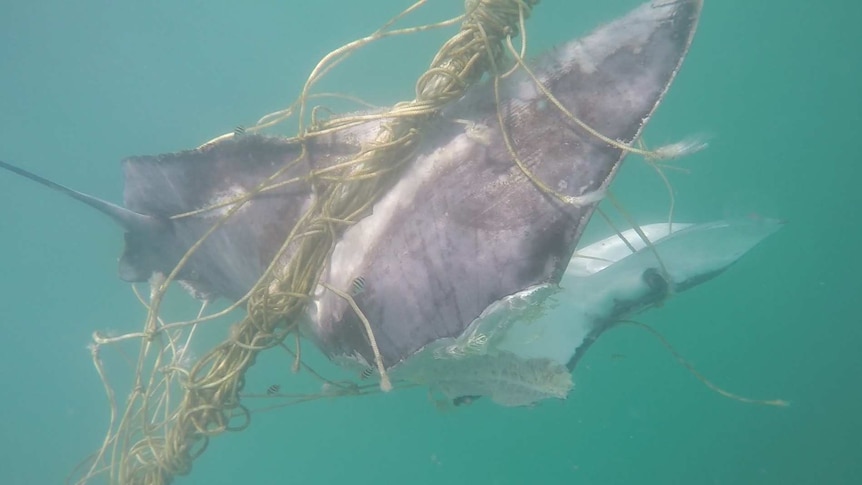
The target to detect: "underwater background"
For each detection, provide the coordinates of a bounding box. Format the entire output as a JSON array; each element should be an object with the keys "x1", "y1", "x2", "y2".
[{"x1": 0, "y1": 0, "x2": 859, "y2": 484}]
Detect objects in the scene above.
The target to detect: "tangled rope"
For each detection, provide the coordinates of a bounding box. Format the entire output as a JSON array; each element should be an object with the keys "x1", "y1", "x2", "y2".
[
  {"x1": 74, "y1": 2, "x2": 541, "y2": 484},
  {"x1": 71, "y1": 1, "x2": 723, "y2": 483}
]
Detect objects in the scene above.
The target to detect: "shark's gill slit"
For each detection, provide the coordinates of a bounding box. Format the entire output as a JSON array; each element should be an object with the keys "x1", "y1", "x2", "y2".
[{"x1": 606, "y1": 190, "x2": 672, "y2": 284}]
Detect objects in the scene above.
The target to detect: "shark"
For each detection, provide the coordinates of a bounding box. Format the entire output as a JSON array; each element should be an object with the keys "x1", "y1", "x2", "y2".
[
  {"x1": 0, "y1": 1, "x2": 771, "y2": 407},
  {"x1": 399, "y1": 218, "x2": 783, "y2": 406}
]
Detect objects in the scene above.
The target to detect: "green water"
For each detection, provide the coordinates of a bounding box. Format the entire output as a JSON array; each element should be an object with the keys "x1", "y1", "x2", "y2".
[{"x1": 0, "y1": 1, "x2": 859, "y2": 484}]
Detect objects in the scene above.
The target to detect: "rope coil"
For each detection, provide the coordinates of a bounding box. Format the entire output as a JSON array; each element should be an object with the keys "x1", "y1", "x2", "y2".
[{"x1": 76, "y1": 2, "x2": 541, "y2": 484}]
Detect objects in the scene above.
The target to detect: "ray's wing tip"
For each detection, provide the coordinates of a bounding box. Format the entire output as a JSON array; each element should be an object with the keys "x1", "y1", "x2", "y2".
[
  {"x1": 650, "y1": 0, "x2": 704, "y2": 13},
  {"x1": 645, "y1": 0, "x2": 704, "y2": 35}
]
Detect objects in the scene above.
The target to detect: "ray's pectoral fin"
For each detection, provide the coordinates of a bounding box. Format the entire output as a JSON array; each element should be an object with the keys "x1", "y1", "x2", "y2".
[
  {"x1": 3, "y1": 136, "x2": 319, "y2": 301},
  {"x1": 0, "y1": 159, "x2": 168, "y2": 282},
  {"x1": 118, "y1": 230, "x2": 169, "y2": 282}
]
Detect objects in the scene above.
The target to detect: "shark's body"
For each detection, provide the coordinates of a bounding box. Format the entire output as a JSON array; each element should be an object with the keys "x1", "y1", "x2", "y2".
[
  {"x1": 398, "y1": 218, "x2": 782, "y2": 406},
  {"x1": 0, "y1": 1, "x2": 738, "y2": 406}
]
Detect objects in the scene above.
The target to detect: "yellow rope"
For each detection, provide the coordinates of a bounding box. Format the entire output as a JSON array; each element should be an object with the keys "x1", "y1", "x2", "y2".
[
  {"x1": 72, "y1": 2, "x2": 716, "y2": 484},
  {"x1": 74, "y1": 2, "x2": 541, "y2": 484},
  {"x1": 619, "y1": 320, "x2": 790, "y2": 408}
]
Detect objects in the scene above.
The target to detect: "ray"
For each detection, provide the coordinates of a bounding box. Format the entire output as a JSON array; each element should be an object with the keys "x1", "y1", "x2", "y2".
[{"x1": 0, "y1": 0, "x2": 708, "y2": 405}]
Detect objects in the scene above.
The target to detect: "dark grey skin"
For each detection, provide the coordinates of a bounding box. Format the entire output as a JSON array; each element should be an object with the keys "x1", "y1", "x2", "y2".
[
  {"x1": 311, "y1": 0, "x2": 703, "y2": 368},
  {"x1": 1, "y1": 137, "x2": 327, "y2": 301},
  {"x1": 0, "y1": 1, "x2": 703, "y2": 371}
]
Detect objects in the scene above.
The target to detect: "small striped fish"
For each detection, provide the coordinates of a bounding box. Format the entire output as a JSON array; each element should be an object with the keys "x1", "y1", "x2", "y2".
[{"x1": 350, "y1": 276, "x2": 367, "y2": 296}]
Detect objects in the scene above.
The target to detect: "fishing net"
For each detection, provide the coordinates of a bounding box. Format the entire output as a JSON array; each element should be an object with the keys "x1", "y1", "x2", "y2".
[{"x1": 70, "y1": 1, "x2": 709, "y2": 483}]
